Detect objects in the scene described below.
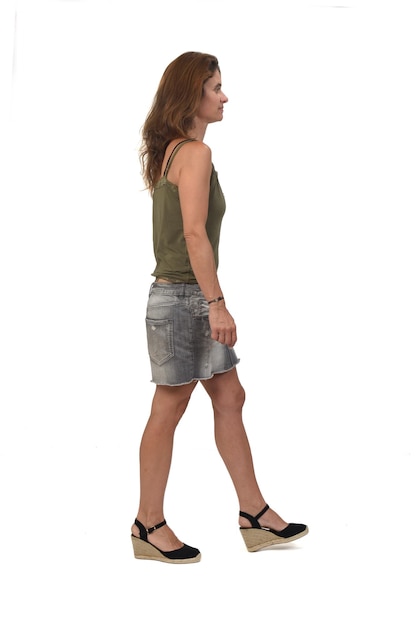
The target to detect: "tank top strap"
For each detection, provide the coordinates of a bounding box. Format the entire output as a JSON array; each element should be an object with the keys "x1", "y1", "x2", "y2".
[{"x1": 163, "y1": 139, "x2": 195, "y2": 177}]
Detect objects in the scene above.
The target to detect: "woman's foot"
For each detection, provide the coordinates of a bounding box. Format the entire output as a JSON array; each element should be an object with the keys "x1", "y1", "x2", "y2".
[
  {"x1": 239, "y1": 503, "x2": 308, "y2": 551},
  {"x1": 131, "y1": 518, "x2": 201, "y2": 563}
]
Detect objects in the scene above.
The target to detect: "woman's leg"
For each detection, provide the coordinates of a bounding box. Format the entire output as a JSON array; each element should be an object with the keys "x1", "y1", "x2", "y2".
[
  {"x1": 132, "y1": 381, "x2": 197, "y2": 550},
  {"x1": 201, "y1": 368, "x2": 289, "y2": 531}
]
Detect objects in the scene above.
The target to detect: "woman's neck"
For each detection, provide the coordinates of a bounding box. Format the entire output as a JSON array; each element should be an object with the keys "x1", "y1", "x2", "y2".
[{"x1": 189, "y1": 118, "x2": 208, "y2": 142}]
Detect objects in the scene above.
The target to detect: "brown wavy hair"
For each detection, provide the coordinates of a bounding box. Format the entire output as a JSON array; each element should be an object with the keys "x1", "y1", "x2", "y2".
[{"x1": 139, "y1": 52, "x2": 220, "y2": 192}]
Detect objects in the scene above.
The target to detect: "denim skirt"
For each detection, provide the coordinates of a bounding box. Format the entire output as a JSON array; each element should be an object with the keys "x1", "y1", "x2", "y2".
[{"x1": 145, "y1": 282, "x2": 240, "y2": 386}]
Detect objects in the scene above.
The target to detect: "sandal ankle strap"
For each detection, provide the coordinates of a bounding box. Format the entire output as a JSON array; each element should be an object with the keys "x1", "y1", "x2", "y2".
[
  {"x1": 239, "y1": 504, "x2": 270, "y2": 528},
  {"x1": 134, "y1": 518, "x2": 167, "y2": 540},
  {"x1": 146, "y1": 520, "x2": 167, "y2": 534}
]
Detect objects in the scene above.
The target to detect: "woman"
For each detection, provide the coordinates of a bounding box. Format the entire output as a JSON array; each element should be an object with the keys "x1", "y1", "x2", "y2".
[{"x1": 131, "y1": 52, "x2": 308, "y2": 563}]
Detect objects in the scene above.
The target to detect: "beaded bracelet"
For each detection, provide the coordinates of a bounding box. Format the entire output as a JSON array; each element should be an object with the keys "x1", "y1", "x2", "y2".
[{"x1": 207, "y1": 296, "x2": 225, "y2": 305}]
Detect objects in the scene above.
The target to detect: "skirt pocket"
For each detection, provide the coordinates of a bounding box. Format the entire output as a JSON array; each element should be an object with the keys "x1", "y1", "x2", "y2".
[{"x1": 146, "y1": 318, "x2": 174, "y2": 365}]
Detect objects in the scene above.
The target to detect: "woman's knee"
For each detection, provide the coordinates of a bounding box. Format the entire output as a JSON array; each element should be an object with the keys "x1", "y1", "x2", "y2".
[
  {"x1": 226, "y1": 383, "x2": 246, "y2": 410},
  {"x1": 229, "y1": 382, "x2": 245, "y2": 410},
  {"x1": 203, "y1": 372, "x2": 246, "y2": 414}
]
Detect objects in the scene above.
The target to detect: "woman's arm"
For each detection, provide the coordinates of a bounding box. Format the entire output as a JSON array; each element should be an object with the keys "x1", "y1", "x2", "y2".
[{"x1": 178, "y1": 141, "x2": 237, "y2": 347}]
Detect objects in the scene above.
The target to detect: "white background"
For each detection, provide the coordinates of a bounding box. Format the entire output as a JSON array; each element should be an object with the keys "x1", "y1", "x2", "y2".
[{"x1": 1, "y1": 0, "x2": 416, "y2": 624}]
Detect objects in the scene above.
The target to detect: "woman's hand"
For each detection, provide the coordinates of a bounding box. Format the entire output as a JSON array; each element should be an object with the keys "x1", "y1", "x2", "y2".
[{"x1": 209, "y1": 303, "x2": 237, "y2": 347}]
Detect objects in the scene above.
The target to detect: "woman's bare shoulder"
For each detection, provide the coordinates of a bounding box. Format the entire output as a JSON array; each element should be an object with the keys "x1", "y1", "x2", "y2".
[
  {"x1": 173, "y1": 140, "x2": 212, "y2": 176},
  {"x1": 183, "y1": 140, "x2": 211, "y2": 159},
  {"x1": 165, "y1": 139, "x2": 212, "y2": 185}
]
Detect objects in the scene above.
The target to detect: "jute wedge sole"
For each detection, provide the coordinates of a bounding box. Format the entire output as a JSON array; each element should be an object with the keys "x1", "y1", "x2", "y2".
[
  {"x1": 131, "y1": 518, "x2": 201, "y2": 564},
  {"x1": 131, "y1": 536, "x2": 201, "y2": 563},
  {"x1": 240, "y1": 525, "x2": 309, "y2": 552}
]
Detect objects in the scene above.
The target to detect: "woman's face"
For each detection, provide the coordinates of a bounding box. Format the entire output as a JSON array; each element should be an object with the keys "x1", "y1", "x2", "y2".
[{"x1": 196, "y1": 70, "x2": 228, "y2": 125}]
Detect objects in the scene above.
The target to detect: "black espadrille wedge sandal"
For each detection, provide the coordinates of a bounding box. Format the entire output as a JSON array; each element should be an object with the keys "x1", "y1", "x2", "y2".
[
  {"x1": 131, "y1": 519, "x2": 201, "y2": 563},
  {"x1": 239, "y1": 504, "x2": 308, "y2": 552}
]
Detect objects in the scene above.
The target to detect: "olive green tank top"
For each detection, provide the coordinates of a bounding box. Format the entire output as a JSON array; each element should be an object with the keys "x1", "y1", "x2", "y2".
[{"x1": 151, "y1": 139, "x2": 226, "y2": 283}]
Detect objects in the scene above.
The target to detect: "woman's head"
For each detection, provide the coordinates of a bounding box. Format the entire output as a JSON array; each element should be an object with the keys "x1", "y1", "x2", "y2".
[
  {"x1": 140, "y1": 52, "x2": 221, "y2": 190},
  {"x1": 155, "y1": 52, "x2": 221, "y2": 133}
]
